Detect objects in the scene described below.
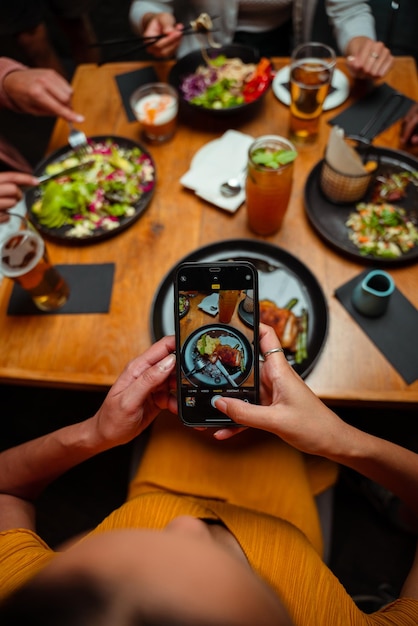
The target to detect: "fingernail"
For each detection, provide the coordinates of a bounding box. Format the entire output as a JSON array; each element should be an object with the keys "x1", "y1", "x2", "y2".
[
  {"x1": 214, "y1": 397, "x2": 227, "y2": 412},
  {"x1": 158, "y1": 353, "x2": 176, "y2": 372},
  {"x1": 74, "y1": 113, "x2": 85, "y2": 123}
]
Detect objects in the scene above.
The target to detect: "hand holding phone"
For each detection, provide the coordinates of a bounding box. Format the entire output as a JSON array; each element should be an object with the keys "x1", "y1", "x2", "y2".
[{"x1": 174, "y1": 261, "x2": 259, "y2": 427}]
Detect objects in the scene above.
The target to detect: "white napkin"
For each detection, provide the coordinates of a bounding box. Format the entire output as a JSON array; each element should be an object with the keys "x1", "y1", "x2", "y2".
[
  {"x1": 326, "y1": 126, "x2": 366, "y2": 174},
  {"x1": 198, "y1": 293, "x2": 219, "y2": 315},
  {"x1": 180, "y1": 130, "x2": 254, "y2": 212}
]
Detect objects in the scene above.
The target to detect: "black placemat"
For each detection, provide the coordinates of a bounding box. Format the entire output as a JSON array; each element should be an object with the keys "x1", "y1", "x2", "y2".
[
  {"x1": 115, "y1": 66, "x2": 159, "y2": 122},
  {"x1": 7, "y1": 263, "x2": 115, "y2": 315},
  {"x1": 335, "y1": 270, "x2": 418, "y2": 384},
  {"x1": 328, "y1": 83, "x2": 414, "y2": 140}
]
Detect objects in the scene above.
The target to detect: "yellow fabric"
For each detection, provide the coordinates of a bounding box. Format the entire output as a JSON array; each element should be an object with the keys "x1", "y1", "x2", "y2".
[{"x1": 1, "y1": 412, "x2": 417, "y2": 625}]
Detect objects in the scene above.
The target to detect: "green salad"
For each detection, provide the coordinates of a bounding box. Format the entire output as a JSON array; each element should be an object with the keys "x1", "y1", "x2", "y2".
[
  {"x1": 346, "y1": 202, "x2": 418, "y2": 258},
  {"x1": 31, "y1": 139, "x2": 155, "y2": 238}
]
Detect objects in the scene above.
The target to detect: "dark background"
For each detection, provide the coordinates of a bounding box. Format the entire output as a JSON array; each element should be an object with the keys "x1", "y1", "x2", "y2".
[{"x1": 1, "y1": 0, "x2": 417, "y2": 611}]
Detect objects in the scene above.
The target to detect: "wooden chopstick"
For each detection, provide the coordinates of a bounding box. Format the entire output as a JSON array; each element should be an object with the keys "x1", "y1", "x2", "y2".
[{"x1": 91, "y1": 25, "x2": 212, "y2": 48}]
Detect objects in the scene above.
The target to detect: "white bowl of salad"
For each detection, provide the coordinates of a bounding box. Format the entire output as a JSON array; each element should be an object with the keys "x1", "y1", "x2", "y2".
[{"x1": 168, "y1": 44, "x2": 274, "y2": 116}]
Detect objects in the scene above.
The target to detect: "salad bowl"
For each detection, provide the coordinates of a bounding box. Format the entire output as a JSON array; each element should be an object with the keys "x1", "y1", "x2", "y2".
[
  {"x1": 168, "y1": 44, "x2": 273, "y2": 117},
  {"x1": 25, "y1": 135, "x2": 156, "y2": 246}
]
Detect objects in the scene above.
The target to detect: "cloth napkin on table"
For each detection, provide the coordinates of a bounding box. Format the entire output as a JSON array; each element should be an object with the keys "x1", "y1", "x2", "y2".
[
  {"x1": 335, "y1": 269, "x2": 418, "y2": 385},
  {"x1": 180, "y1": 130, "x2": 254, "y2": 212},
  {"x1": 328, "y1": 83, "x2": 414, "y2": 141}
]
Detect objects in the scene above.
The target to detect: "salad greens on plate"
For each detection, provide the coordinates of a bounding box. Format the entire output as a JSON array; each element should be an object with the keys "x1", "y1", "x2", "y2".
[{"x1": 30, "y1": 138, "x2": 155, "y2": 239}]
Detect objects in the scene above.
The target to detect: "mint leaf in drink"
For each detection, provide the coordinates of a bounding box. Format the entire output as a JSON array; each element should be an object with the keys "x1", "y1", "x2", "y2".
[{"x1": 252, "y1": 148, "x2": 297, "y2": 169}]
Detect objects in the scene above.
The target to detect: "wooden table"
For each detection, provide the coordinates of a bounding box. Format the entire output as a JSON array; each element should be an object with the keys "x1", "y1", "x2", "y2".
[{"x1": 0, "y1": 57, "x2": 417, "y2": 407}]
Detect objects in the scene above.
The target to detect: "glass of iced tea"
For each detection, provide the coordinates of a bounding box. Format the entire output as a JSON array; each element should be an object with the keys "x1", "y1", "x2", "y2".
[
  {"x1": 289, "y1": 42, "x2": 336, "y2": 144},
  {"x1": 0, "y1": 217, "x2": 69, "y2": 311},
  {"x1": 130, "y1": 82, "x2": 178, "y2": 143},
  {"x1": 218, "y1": 290, "x2": 241, "y2": 324},
  {"x1": 245, "y1": 135, "x2": 297, "y2": 236}
]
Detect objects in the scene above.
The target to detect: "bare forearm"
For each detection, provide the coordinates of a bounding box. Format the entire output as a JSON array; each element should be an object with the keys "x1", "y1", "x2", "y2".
[
  {"x1": 0, "y1": 417, "x2": 108, "y2": 502},
  {"x1": 328, "y1": 424, "x2": 418, "y2": 520}
]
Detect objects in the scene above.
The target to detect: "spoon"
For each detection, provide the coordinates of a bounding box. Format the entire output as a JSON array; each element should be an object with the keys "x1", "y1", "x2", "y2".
[{"x1": 219, "y1": 169, "x2": 246, "y2": 197}]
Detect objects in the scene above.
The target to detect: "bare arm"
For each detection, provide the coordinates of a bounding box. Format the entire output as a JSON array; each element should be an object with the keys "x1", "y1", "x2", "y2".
[
  {"x1": 214, "y1": 325, "x2": 418, "y2": 523},
  {"x1": 0, "y1": 336, "x2": 176, "y2": 532}
]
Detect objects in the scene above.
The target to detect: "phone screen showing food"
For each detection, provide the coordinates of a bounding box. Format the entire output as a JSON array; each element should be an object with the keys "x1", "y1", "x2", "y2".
[{"x1": 174, "y1": 261, "x2": 259, "y2": 427}]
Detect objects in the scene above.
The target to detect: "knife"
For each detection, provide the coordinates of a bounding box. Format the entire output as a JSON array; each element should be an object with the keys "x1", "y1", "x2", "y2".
[
  {"x1": 214, "y1": 359, "x2": 239, "y2": 388},
  {"x1": 36, "y1": 160, "x2": 95, "y2": 184}
]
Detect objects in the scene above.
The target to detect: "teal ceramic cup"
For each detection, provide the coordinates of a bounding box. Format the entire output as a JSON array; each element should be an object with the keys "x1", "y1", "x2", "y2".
[{"x1": 351, "y1": 270, "x2": 395, "y2": 317}]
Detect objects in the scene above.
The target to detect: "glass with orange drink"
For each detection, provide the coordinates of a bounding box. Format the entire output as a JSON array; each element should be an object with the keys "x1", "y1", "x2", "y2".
[
  {"x1": 245, "y1": 136, "x2": 297, "y2": 236},
  {"x1": 289, "y1": 42, "x2": 336, "y2": 144},
  {"x1": 130, "y1": 83, "x2": 178, "y2": 143}
]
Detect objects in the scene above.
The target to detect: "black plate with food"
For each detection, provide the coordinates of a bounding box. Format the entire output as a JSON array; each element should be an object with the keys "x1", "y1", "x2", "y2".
[
  {"x1": 25, "y1": 135, "x2": 156, "y2": 246},
  {"x1": 150, "y1": 239, "x2": 328, "y2": 379},
  {"x1": 178, "y1": 294, "x2": 190, "y2": 319},
  {"x1": 304, "y1": 146, "x2": 418, "y2": 265},
  {"x1": 182, "y1": 324, "x2": 253, "y2": 388},
  {"x1": 168, "y1": 44, "x2": 272, "y2": 117}
]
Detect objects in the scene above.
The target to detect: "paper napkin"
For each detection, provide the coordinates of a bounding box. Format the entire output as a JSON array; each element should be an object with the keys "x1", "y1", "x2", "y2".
[
  {"x1": 198, "y1": 293, "x2": 219, "y2": 315},
  {"x1": 180, "y1": 130, "x2": 254, "y2": 212}
]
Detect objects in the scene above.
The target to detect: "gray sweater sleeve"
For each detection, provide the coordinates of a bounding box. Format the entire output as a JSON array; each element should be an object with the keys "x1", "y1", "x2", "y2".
[{"x1": 325, "y1": 0, "x2": 376, "y2": 54}]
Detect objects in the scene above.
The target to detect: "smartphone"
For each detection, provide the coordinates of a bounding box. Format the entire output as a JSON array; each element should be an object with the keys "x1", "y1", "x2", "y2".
[{"x1": 174, "y1": 261, "x2": 259, "y2": 427}]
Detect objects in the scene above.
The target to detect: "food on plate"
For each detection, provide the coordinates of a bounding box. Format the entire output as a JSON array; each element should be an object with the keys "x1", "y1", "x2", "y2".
[
  {"x1": 196, "y1": 333, "x2": 244, "y2": 371},
  {"x1": 30, "y1": 139, "x2": 155, "y2": 238},
  {"x1": 371, "y1": 170, "x2": 418, "y2": 203},
  {"x1": 178, "y1": 294, "x2": 190, "y2": 317},
  {"x1": 259, "y1": 299, "x2": 308, "y2": 364},
  {"x1": 346, "y1": 202, "x2": 418, "y2": 258},
  {"x1": 180, "y1": 56, "x2": 273, "y2": 109}
]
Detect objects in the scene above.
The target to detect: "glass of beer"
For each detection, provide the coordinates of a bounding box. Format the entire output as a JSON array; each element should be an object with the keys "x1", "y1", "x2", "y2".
[
  {"x1": 218, "y1": 290, "x2": 241, "y2": 324},
  {"x1": 289, "y1": 42, "x2": 336, "y2": 144},
  {"x1": 130, "y1": 83, "x2": 179, "y2": 143},
  {"x1": 245, "y1": 135, "x2": 297, "y2": 236},
  {"x1": 0, "y1": 217, "x2": 69, "y2": 311}
]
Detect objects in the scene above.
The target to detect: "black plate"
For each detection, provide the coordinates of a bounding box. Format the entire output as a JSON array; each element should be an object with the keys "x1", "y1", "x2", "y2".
[
  {"x1": 150, "y1": 239, "x2": 328, "y2": 379},
  {"x1": 25, "y1": 135, "x2": 156, "y2": 246},
  {"x1": 168, "y1": 44, "x2": 266, "y2": 118},
  {"x1": 304, "y1": 146, "x2": 418, "y2": 266},
  {"x1": 182, "y1": 324, "x2": 253, "y2": 388}
]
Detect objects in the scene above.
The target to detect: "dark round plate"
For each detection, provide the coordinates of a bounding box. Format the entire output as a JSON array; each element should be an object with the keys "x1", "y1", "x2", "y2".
[
  {"x1": 168, "y1": 44, "x2": 266, "y2": 117},
  {"x1": 304, "y1": 146, "x2": 418, "y2": 266},
  {"x1": 178, "y1": 294, "x2": 190, "y2": 319},
  {"x1": 25, "y1": 135, "x2": 156, "y2": 246},
  {"x1": 182, "y1": 323, "x2": 253, "y2": 388},
  {"x1": 150, "y1": 239, "x2": 328, "y2": 379}
]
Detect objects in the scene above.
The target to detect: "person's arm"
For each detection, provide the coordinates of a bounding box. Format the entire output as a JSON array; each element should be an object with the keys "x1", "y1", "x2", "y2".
[
  {"x1": 0, "y1": 336, "x2": 176, "y2": 533},
  {"x1": 1, "y1": 65, "x2": 84, "y2": 122},
  {"x1": 0, "y1": 171, "x2": 39, "y2": 212},
  {"x1": 325, "y1": 0, "x2": 393, "y2": 78},
  {"x1": 400, "y1": 103, "x2": 418, "y2": 147},
  {"x1": 214, "y1": 325, "x2": 418, "y2": 522},
  {"x1": 0, "y1": 57, "x2": 28, "y2": 110}
]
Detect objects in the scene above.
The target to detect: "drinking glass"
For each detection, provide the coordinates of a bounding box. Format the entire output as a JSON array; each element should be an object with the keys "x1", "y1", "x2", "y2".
[
  {"x1": 130, "y1": 82, "x2": 178, "y2": 143},
  {"x1": 218, "y1": 290, "x2": 241, "y2": 324},
  {"x1": 245, "y1": 135, "x2": 296, "y2": 236},
  {"x1": 289, "y1": 42, "x2": 336, "y2": 144},
  {"x1": 0, "y1": 216, "x2": 69, "y2": 311}
]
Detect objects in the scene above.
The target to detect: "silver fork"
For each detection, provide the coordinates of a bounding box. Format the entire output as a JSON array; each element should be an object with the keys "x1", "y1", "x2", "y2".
[{"x1": 68, "y1": 123, "x2": 89, "y2": 157}]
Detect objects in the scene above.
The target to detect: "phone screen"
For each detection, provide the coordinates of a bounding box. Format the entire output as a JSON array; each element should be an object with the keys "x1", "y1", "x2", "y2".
[{"x1": 174, "y1": 261, "x2": 259, "y2": 427}]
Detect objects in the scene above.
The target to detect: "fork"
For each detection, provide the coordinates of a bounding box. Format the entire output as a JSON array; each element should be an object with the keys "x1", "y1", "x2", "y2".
[{"x1": 68, "y1": 123, "x2": 89, "y2": 157}]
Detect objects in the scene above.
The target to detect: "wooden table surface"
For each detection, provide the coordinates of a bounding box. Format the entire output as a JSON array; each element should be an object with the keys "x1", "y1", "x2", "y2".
[{"x1": 0, "y1": 56, "x2": 417, "y2": 407}]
